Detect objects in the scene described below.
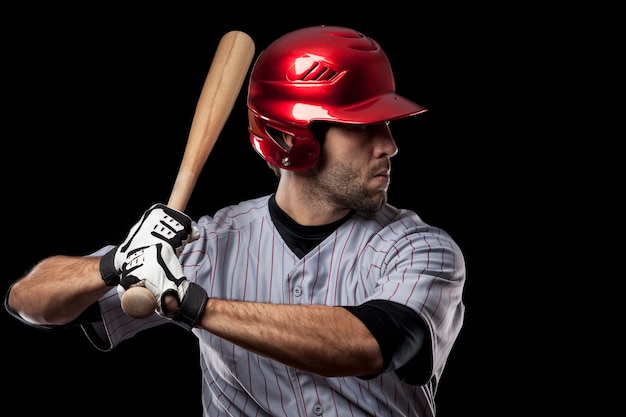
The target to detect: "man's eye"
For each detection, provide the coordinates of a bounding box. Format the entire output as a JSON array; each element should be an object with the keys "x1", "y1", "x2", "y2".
[
  {"x1": 350, "y1": 124, "x2": 372, "y2": 132},
  {"x1": 353, "y1": 122, "x2": 388, "y2": 132}
]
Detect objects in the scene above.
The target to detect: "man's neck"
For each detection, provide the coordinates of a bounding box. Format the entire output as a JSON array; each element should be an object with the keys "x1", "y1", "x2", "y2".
[{"x1": 274, "y1": 178, "x2": 351, "y2": 226}]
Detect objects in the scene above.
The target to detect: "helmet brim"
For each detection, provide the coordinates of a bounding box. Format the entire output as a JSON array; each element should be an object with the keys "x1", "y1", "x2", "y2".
[{"x1": 309, "y1": 92, "x2": 428, "y2": 125}]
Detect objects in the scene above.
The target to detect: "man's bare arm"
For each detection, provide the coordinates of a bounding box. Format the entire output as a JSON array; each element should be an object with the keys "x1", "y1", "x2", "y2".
[
  {"x1": 198, "y1": 299, "x2": 383, "y2": 377},
  {"x1": 8, "y1": 255, "x2": 110, "y2": 326}
]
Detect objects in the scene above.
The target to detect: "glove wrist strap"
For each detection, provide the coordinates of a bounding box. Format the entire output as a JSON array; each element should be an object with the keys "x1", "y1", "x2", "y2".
[
  {"x1": 172, "y1": 282, "x2": 208, "y2": 331},
  {"x1": 99, "y1": 246, "x2": 120, "y2": 286}
]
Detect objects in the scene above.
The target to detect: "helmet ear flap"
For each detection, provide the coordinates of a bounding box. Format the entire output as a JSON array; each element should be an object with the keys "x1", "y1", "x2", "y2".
[
  {"x1": 248, "y1": 110, "x2": 321, "y2": 171},
  {"x1": 266, "y1": 123, "x2": 329, "y2": 151},
  {"x1": 266, "y1": 126, "x2": 292, "y2": 152}
]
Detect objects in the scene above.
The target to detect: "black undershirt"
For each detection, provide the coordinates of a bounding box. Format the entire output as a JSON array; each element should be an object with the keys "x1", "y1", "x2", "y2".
[
  {"x1": 268, "y1": 194, "x2": 431, "y2": 384},
  {"x1": 268, "y1": 194, "x2": 355, "y2": 258}
]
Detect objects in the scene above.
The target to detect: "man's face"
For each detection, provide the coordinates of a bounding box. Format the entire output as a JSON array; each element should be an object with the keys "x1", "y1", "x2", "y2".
[{"x1": 303, "y1": 122, "x2": 398, "y2": 212}]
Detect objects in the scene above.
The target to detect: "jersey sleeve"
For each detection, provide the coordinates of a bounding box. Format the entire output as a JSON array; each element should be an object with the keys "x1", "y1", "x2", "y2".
[
  {"x1": 78, "y1": 245, "x2": 169, "y2": 351},
  {"x1": 343, "y1": 299, "x2": 431, "y2": 384},
  {"x1": 361, "y1": 214, "x2": 466, "y2": 385},
  {"x1": 79, "y1": 285, "x2": 168, "y2": 351}
]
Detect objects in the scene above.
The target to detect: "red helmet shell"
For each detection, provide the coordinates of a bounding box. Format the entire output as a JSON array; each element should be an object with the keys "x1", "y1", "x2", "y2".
[{"x1": 247, "y1": 25, "x2": 427, "y2": 170}]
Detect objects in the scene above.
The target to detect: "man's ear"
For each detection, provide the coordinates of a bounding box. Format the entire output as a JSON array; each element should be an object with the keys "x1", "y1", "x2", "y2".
[
  {"x1": 267, "y1": 126, "x2": 294, "y2": 151},
  {"x1": 281, "y1": 132, "x2": 295, "y2": 149}
]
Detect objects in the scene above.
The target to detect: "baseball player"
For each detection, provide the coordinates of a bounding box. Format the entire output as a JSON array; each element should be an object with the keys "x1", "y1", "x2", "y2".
[{"x1": 5, "y1": 26, "x2": 466, "y2": 416}]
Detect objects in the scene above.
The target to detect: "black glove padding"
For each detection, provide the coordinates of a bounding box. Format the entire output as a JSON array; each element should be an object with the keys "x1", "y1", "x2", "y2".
[
  {"x1": 117, "y1": 243, "x2": 208, "y2": 330},
  {"x1": 99, "y1": 203, "x2": 199, "y2": 286}
]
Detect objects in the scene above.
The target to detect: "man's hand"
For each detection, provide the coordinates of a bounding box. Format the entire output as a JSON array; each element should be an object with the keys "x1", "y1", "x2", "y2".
[
  {"x1": 117, "y1": 243, "x2": 208, "y2": 330},
  {"x1": 117, "y1": 243, "x2": 186, "y2": 316},
  {"x1": 99, "y1": 203, "x2": 199, "y2": 286},
  {"x1": 114, "y1": 203, "x2": 199, "y2": 270}
]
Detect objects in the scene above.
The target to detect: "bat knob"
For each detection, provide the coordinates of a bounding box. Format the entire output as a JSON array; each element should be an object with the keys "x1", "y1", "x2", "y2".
[{"x1": 121, "y1": 286, "x2": 157, "y2": 318}]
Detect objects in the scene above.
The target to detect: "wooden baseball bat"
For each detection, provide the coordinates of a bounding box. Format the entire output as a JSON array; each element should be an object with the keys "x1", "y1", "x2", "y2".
[{"x1": 120, "y1": 30, "x2": 255, "y2": 319}]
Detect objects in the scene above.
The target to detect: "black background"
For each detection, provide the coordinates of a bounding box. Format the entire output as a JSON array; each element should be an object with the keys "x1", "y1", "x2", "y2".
[{"x1": 2, "y1": 5, "x2": 539, "y2": 416}]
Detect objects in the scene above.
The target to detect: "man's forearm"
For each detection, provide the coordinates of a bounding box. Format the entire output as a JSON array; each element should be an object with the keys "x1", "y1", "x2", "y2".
[
  {"x1": 197, "y1": 298, "x2": 383, "y2": 377},
  {"x1": 8, "y1": 255, "x2": 110, "y2": 326}
]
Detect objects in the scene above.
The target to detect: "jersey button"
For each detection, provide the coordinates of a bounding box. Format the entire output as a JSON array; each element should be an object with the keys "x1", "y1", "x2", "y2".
[
  {"x1": 312, "y1": 404, "x2": 323, "y2": 415},
  {"x1": 293, "y1": 286, "x2": 302, "y2": 297}
]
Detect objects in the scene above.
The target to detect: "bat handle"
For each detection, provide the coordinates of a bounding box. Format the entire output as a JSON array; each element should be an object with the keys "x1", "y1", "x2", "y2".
[
  {"x1": 120, "y1": 196, "x2": 191, "y2": 318},
  {"x1": 120, "y1": 197, "x2": 188, "y2": 319}
]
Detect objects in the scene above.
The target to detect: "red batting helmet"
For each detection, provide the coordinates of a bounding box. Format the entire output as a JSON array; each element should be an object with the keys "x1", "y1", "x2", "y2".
[{"x1": 247, "y1": 25, "x2": 428, "y2": 171}]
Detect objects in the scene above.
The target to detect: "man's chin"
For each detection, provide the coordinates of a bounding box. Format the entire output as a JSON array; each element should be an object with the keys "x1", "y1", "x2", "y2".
[{"x1": 363, "y1": 194, "x2": 387, "y2": 212}]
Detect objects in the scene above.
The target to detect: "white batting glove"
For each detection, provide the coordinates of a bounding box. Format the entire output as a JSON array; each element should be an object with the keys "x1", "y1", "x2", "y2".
[
  {"x1": 117, "y1": 243, "x2": 208, "y2": 329},
  {"x1": 99, "y1": 203, "x2": 199, "y2": 286}
]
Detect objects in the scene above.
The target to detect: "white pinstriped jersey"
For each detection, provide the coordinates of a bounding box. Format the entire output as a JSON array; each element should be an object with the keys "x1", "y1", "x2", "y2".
[{"x1": 87, "y1": 194, "x2": 465, "y2": 416}]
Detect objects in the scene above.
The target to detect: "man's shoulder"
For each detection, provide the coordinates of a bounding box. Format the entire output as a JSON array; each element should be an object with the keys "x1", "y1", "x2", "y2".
[
  {"x1": 197, "y1": 195, "x2": 271, "y2": 230},
  {"x1": 355, "y1": 204, "x2": 423, "y2": 226},
  {"x1": 354, "y1": 204, "x2": 456, "y2": 242}
]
